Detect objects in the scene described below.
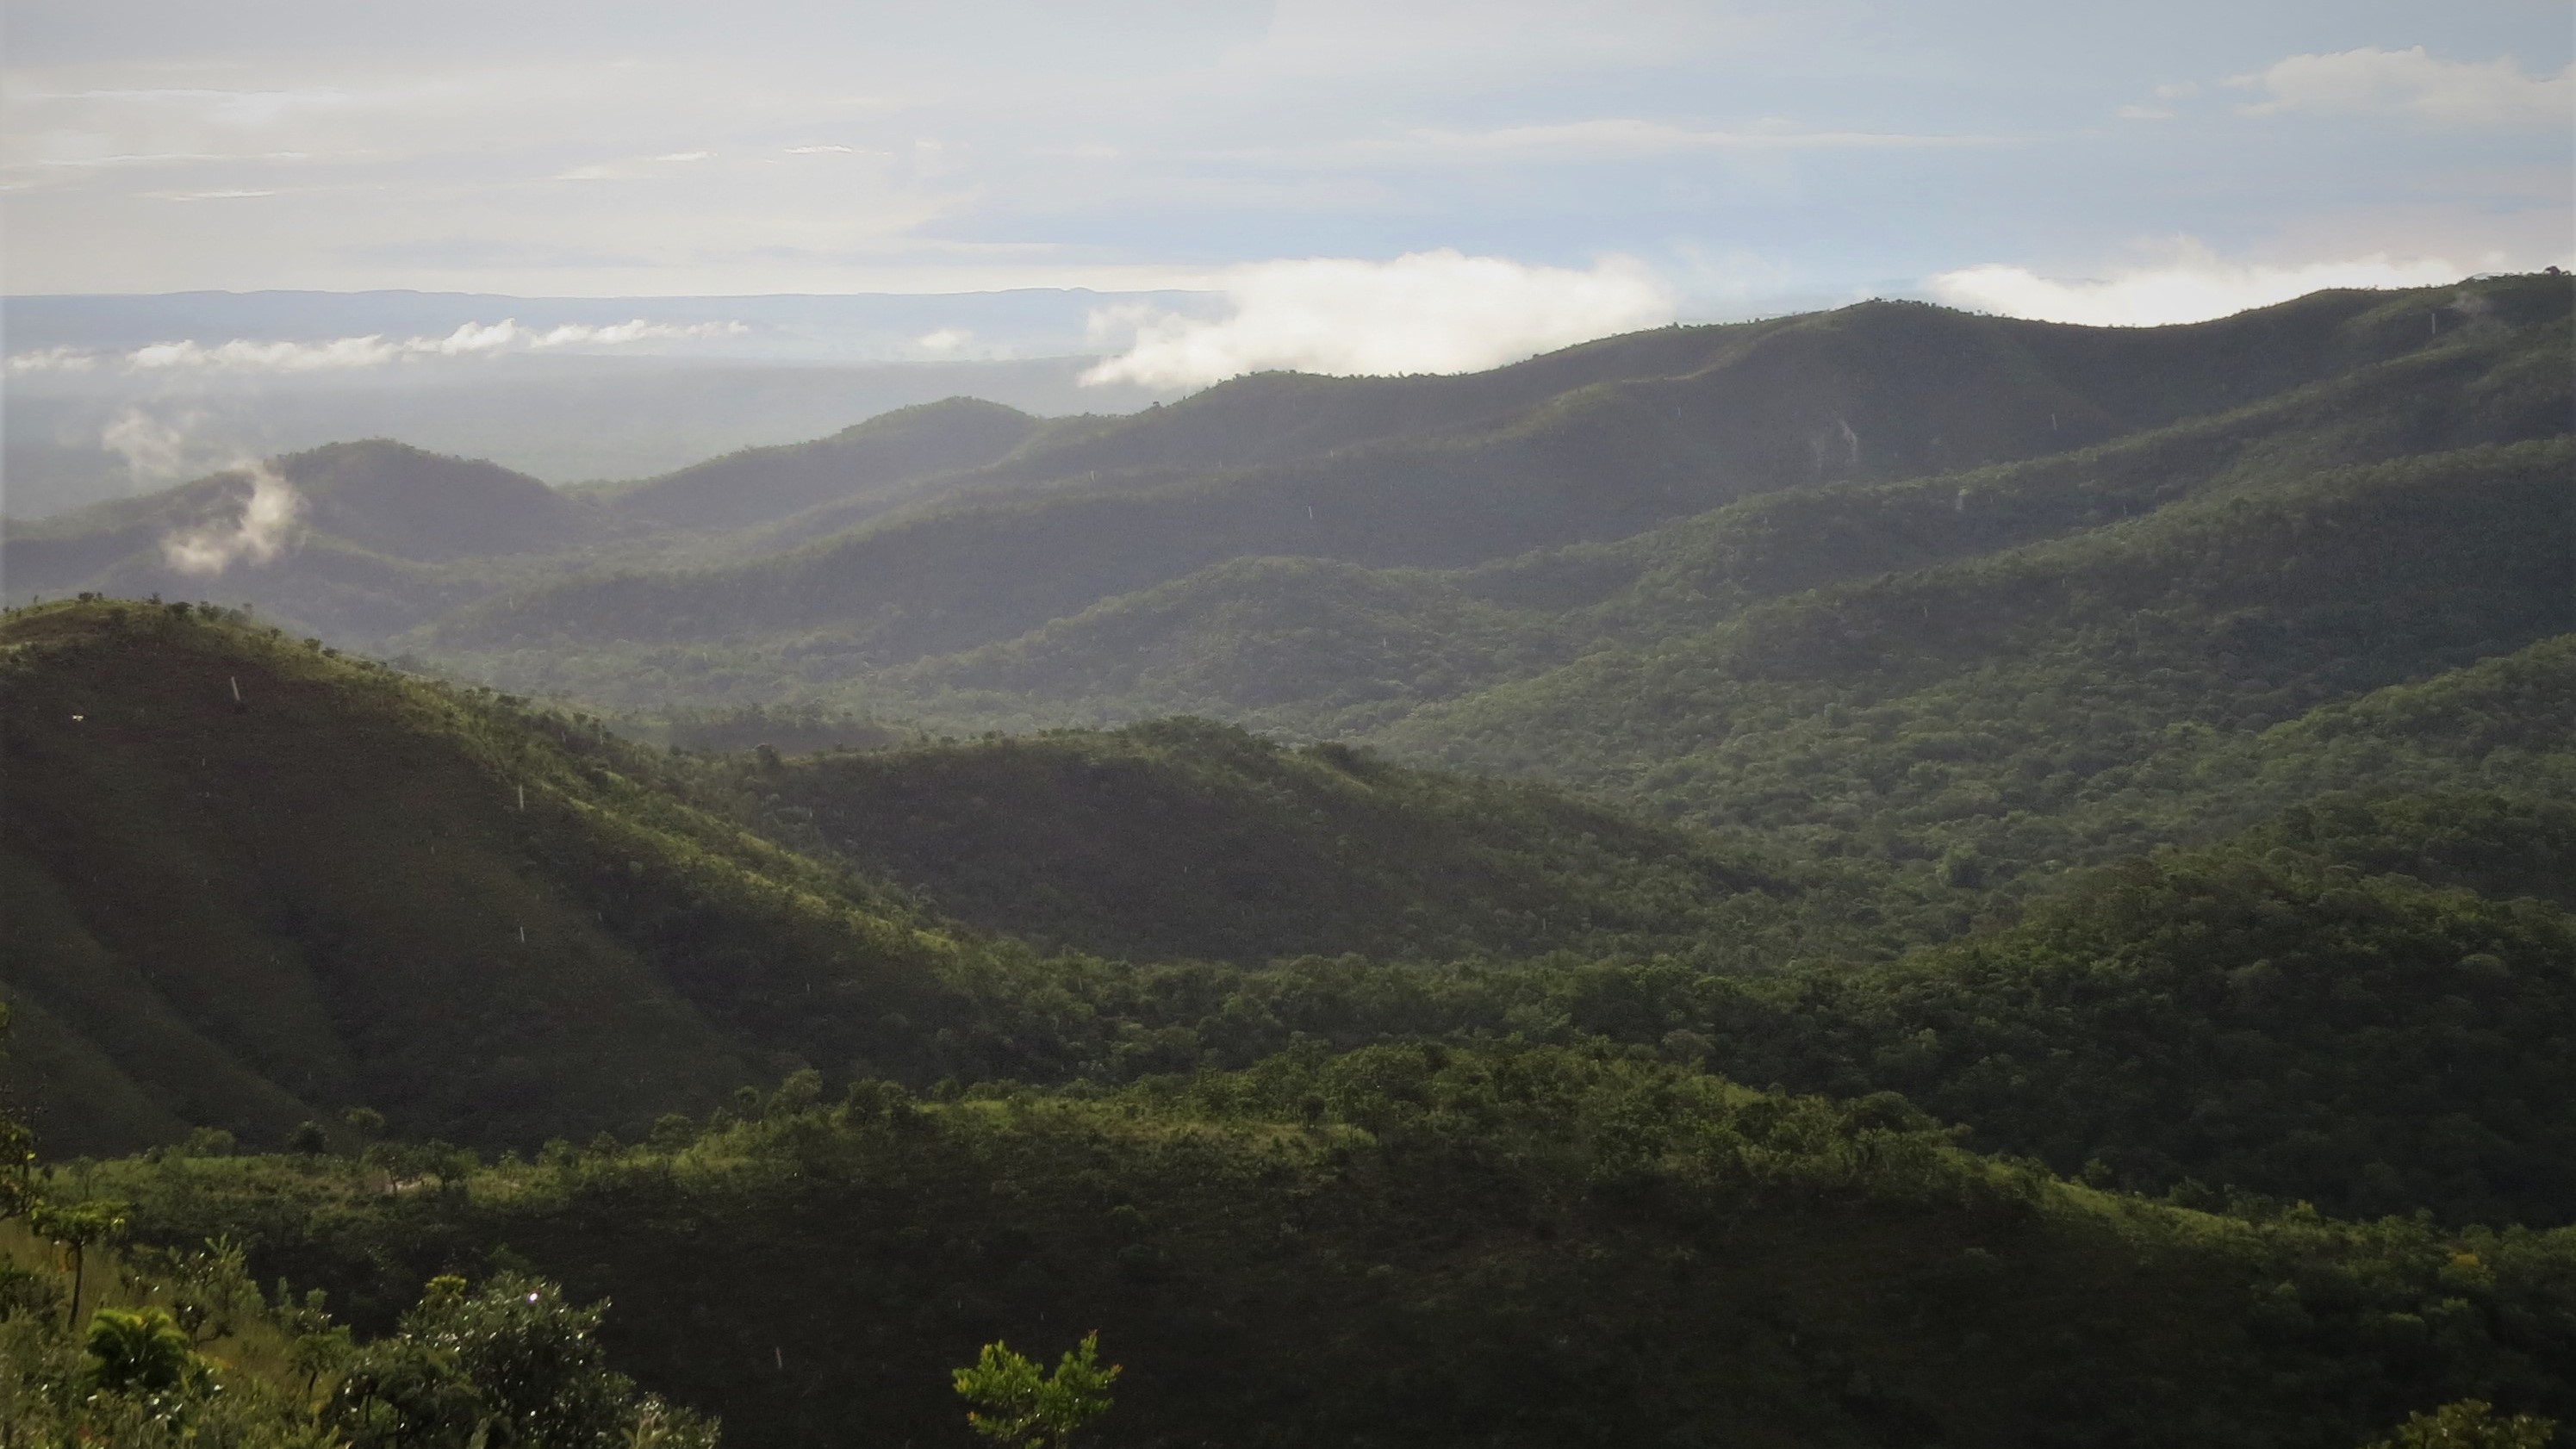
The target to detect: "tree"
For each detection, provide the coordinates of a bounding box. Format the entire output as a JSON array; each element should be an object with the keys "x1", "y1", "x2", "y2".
[
  {"x1": 329, "y1": 1273, "x2": 686, "y2": 1449},
  {"x1": 952, "y1": 1333, "x2": 1120, "y2": 1449},
  {"x1": 28, "y1": 1198, "x2": 127, "y2": 1328},
  {"x1": 81, "y1": 1306, "x2": 199, "y2": 1395},
  {"x1": 2364, "y1": 1401, "x2": 2560, "y2": 1449},
  {"x1": 274, "y1": 1280, "x2": 354, "y2": 1398}
]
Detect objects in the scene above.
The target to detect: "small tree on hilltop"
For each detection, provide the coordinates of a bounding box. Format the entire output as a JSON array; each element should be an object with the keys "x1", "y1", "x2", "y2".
[{"x1": 953, "y1": 1333, "x2": 1120, "y2": 1449}]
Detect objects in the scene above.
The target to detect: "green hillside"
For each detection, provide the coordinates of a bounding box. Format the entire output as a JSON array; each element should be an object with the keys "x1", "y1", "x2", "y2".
[
  {"x1": 1, "y1": 403, "x2": 1059, "y2": 648},
  {"x1": 0, "y1": 599, "x2": 1838, "y2": 1154},
  {"x1": 576, "y1": 395, "x2": 1044, "y2": 534},
  {"x1": 5, "y1": 441, "x2": 583, "y2": 588},
  {"x1": 423, "y1": 280, "x2": 2563, "y2": 678},
  {"x1": 718, "y1": 717, "x2": 1779, "y2": 965},
  {"x1": 2, "y1": 442, "x2": 579, "y2": 631},
  {"x1": 0, "y1": 599, "x2": 1011, "y2": 1154},
  {"x1": 826, "y1": 314, "x2": 2564, "y2": 740},
  {"x1": 1385, "y1": 439, "x2": 2572, "y2": 862},
  {"x1": 96, "y1": 1048, "x2": 2576, "y2": 1448},
  {"x1": 414, "y1": 276, "x2": 2570, "y2": 735}
]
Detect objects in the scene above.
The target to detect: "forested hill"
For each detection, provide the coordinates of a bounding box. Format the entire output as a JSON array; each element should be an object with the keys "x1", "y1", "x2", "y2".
[
  {"x1": 14, "y1": 535, "x2": 2576, "y2": 1439},
  {"x1": 709, "y1": 718, "x2": 1779, "y2": 965},
  {"x1": 422, "y1": 276, "x2": 2567, "y2": 669},
  {"x1": 0, "y1": 600, "x2": 1005, "y2": 1154},
  {"x1": 857, "y1": 306, "x2": 2568, "y2": 739},
  {"x1": 0, "y1": 599, "x2": 1801, "y2": 1154},
  {"x1": 569, "y1": 395, "x2": 1045, "y2": 535}
]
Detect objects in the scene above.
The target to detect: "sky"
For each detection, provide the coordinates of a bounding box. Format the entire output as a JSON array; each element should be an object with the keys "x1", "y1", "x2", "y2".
[{"x1": 2, "y1": 0, "x2": 2569, "y2": 382}]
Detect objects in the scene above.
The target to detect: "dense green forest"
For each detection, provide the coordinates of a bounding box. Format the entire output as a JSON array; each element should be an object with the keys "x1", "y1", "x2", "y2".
[
  {"x1": 10, "y1": 1042, "x2": 2572, "y2": 1447},
  {"x1": 4, "y1": 279, "x2": 2573, "y2": 1444}
]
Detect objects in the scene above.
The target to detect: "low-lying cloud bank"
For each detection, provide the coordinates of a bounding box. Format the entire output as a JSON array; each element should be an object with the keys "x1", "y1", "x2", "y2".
[
  {"x1": 8, "y1": 318, "x2": 747, "y2": 376},
  {"x1": 1083, "y1": 250, "x2": 1675, "y2": 389},
  {"x1": 1929, "y1": 242, "x2": 2501, "y2": 326}
]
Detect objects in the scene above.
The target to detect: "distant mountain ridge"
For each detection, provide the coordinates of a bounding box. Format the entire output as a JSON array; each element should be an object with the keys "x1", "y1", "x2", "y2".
[
  {"x1": 575, "y1": 395, "x2": 1044, "y2": 533},
  {"x1": 421, "y1": 279, "x2": 2567, "y2": 676},
  {"x1": 0, "y1": 396, "x2": 1061, "y2": 636}
]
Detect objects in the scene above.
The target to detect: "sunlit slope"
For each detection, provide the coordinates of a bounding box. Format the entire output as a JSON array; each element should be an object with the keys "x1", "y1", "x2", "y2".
[
  {"x1": 424, "y1": 279, "x2": 2565, "y2": 672},
  {"x1": 727, "y1": 717, "x2": 1777, "y2": 965},
  {"x1": 0, "y1": 600, "x2": 990, "y2": 1153}
]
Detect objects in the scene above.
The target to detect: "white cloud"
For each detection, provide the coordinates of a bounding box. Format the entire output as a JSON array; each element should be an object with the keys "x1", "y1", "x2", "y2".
[
  {"x1": 2236, "y1": 47, "x2": 2574, "y2": 127},
  {"x1": 784, "y1": 143, "x2": 856, "y2": 154},
  {"x1": 4, "y1": 346, "x2": 98, "y2": 375},
  {"x1": 2115, "y1": 105, "x2": 2174, "y2": 121},
  {"x1": 58, "y1": 318, "x2": 750, "y2": 374},
  {"x1": 916, "y1": 326, "x2": 972, "y2": 353},
  {"x1": 131, "y1": 334, "x2": 403, "y2": 370},
  {"x1": 102, "y1": 406, "x2": 219, "y2": 487},
  {"x1": 1082, "y1": 249, "x2": 1675, "y2": 388},
  {"x1": 655, "y1": 150, "x2": 712, "y2": 162},
  {"x1": 1927, "y1": 239, "x2": 2486, "y2": 326},
  {"x1": 162, "y1": 460, "x2": 304, "y2": 575}
]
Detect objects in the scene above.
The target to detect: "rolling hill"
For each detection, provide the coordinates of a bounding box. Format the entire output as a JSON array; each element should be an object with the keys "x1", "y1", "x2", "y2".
[
  {"x1": 2, "y1": 399, "x2": 1063, "y2": 644},
  {"x1": 849, "y1": 308, "x2": 2568, "y2": 738},
  {"x1": 0, "y1": 599, "x2": 990, "y2": 1152},
  {"x1": 424, "y1": 278, "x2": 2567, "y2": 675},
  {"x1": 719, "y1": 717, "x2": 1777, "y2": 965},
  {"x1": 572, "y1": 395, "x2": 1047, "y2": 535},
  {"x1": 0, "y1": 599, "x2": 1807, "y2": 1154}
]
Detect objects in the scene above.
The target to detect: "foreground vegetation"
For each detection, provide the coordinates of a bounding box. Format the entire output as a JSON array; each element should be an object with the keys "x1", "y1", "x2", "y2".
[{"x1": 42, "y1": 1045, "x2": 2573, "y2": 1447}]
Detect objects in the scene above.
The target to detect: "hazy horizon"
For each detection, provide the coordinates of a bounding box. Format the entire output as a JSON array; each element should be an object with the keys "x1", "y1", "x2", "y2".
[{"x1": 6, "y1": 2, "x2": 2566, "y2": 356}]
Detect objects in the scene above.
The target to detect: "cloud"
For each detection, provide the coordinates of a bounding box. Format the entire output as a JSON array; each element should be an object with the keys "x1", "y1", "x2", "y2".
[
  {"x1": 13, "y1": 318, "x2": 751, "y2": 375},
  {"x1": 2235, "y1": 47, "x2": 2573, "y2": 127},
  {"x1": 2115, "y1": 105, "x2": 2174, "y2": 122},
  {"x1": 131, "y1": 334, "x2": 406, "y2": 370},
  {"x1": 102, "y1": 406, "x2": 220, "y2": 487},
  {"x1": 1927, "y1": 239, "x2": 2484, "y2": 326},
  {"x1": 162, "y1": 460, "x2": 304, "y2": 575},
  {"x1": 916, "y1": 326, "x2": 972, "y2": 353},
  {"x1": 4, "y1": 346, "x2": 97, "y2": 375},
  {"x1": 1082, "y1": 250, "x2": 1675, "y2": 388},
  {"x1": 784, "y1": 143, "x2": 856, "y2": 154}
]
